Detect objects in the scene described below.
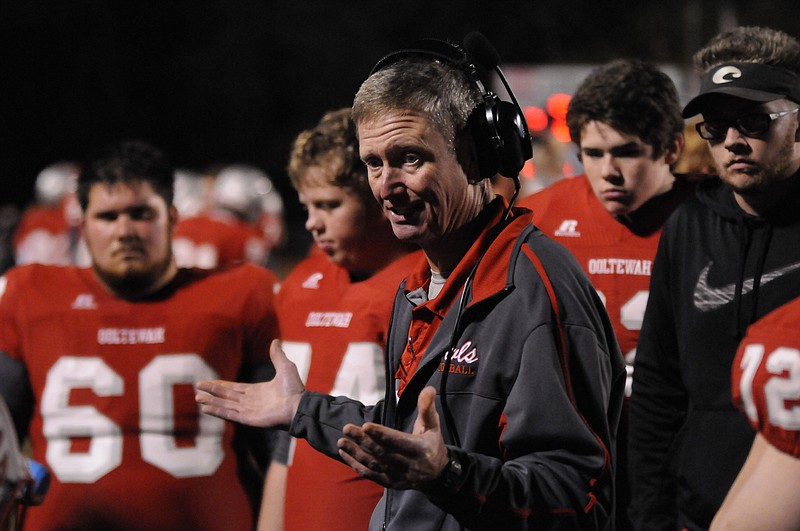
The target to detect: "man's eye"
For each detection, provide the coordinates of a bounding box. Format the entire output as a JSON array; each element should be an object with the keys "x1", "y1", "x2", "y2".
[
  {"x1": 364, "y1": 158, "x2": 382, "y2": 170},
  {"x1": 614, "y1": 149, "x2": 644, "y2": 158},
  {"x1": 404, "y1": 154, "x2": 421, "y2": 165},
  {"x1": 130, "y1": 207, "x2": 155, "y2": 220},
  {"x1": 582, "y1": 150, "x2": 603, "y2": 159}
]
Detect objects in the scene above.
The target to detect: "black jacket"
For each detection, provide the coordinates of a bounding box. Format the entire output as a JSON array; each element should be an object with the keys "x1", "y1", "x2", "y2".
[{"x1": 628, "y1": 175, "x2": 800, "y2": 530}]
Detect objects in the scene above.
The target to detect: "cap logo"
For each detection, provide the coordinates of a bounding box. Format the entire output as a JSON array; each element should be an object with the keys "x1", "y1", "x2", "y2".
[{"x1": 712, "y1": 65, "x2": 743, "y2": 85}]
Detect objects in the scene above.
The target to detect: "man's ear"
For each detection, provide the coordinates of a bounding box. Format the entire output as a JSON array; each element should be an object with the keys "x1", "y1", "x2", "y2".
[
  {"x1": 455, "y1": 132, "x2": 485, "y2": 184},
  {"x1": 794, "y1": 112, "x2": 800, "y2": 142},
  {"x1": 664, "y1": 133, "x2": 685, "y2": 166}
]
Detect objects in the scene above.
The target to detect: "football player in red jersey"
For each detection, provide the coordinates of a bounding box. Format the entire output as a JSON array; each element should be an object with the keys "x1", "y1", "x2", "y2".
[
  {"x1": 518, "y1": 58, "x2": 693, "y2": 531},
  {"x1": 13, "y1": 161, "x2": 90, "y2": 267},
  {"x1": 710, "y1": 296, "x2": 800, "y2": 530},
  {"x1": 520, "y1": 58, "x2": 690, "y2": 392},
  {"x1": 0, "y1": 140, "x2": 279, "y2": 531},
  {"x1": 173, "y1": 164, "x2": 285, "y2": 270},
  {"x1": 258, "y1": 108, "x2": 419, "y2": 531}
]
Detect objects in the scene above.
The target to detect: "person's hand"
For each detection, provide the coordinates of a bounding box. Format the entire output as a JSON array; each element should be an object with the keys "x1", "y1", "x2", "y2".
[
  {"x1": 337, "y1": 386, "x2": 448, "y2": 489},
  {"x1": 195, "y1": 339, "x2": 305, "y2": 429}
]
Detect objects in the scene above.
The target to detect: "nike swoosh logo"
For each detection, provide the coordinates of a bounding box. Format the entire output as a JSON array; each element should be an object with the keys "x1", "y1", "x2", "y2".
[{"x1": 693, "y1": 260, "x2": 800, "y2": 311}]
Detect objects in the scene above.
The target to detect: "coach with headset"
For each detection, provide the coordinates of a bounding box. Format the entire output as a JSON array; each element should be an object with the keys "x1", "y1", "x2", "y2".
[{"x1": 197, "y1": 33, "x2": 625, "y2": 531}]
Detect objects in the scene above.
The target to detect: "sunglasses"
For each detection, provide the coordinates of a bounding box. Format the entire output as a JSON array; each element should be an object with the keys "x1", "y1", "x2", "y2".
[{"x1": 695, "y1": 107, "x2": 800, "y2": 140}]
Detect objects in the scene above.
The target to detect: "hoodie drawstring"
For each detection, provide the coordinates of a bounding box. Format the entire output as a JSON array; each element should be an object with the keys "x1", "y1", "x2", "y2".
[
  {"x1": 732, "y1": 216, "x2": 749, "y2": 338},
  {"x1": 748, "y1": 223, "x2": 773, "y2": 326},
  {"x1": 732, "y1": 215, "x2": 773, "y2": 338}
]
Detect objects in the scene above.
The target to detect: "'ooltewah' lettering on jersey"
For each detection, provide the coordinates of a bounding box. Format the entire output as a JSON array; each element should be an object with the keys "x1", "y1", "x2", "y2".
[
  {"x1": 588, "y1": 258, "x2": 652, "y2": 276},
  {"x1": 97, "y1": 327, "x2": 166, "y2": 345},
  {"x1": 304, "y1": 312, "x2": 353, "y2": 328}
]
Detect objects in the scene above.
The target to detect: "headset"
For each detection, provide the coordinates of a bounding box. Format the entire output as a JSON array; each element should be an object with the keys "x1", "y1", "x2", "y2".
[{"x1": 369, "y1": 32, "x2": 533, "y2": 184}]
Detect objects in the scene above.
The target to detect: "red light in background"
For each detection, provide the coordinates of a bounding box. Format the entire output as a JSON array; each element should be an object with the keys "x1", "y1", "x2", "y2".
[
  {"x1": 520, "y1": 159, "x2": 535, "y2": 180},
  {"x1": 550, "y1": 120, "x2": 571, "y2": 143},
  {"x1": 523, "y1": 106, "x2": 549, "y2": 133},
  {"x1": 545, "y1": 93, "x2": 571, "y2": 120}
]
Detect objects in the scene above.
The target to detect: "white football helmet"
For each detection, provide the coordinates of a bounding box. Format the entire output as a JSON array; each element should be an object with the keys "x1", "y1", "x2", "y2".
[
  {"x1": 173, "y1": 168, "x2": 212, "y2": 218},
  {"x1": 33, "y1": 162, "x2": 79, "y2": 206},
  {"x1": 213, "y1": 164, "x2": 282, "y2": 224}
]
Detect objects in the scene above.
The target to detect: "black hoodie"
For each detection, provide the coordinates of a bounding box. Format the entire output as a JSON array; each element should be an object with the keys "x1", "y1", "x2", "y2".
[{"x1": 628, "y1": 174, "x2": 800, "y2": 531}]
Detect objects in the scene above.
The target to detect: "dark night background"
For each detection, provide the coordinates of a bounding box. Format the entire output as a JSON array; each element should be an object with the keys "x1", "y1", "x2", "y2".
[{"x1": 1, "y1": 0, "x2": 799, "y2": 249}]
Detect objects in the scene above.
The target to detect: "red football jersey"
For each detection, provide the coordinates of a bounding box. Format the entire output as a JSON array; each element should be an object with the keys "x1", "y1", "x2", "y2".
[
  {"x1": 173, "y1": 213, "x2": 268, "y2": 269},
  {"x1": 277, "y1": 251, "x2": 421, "y2": 531},
  {"x1": 520, "y1": 176, "x2": 661, "y2": 396},
  {"x1": 13, "y1": 198, "x2": 89, "y2": 266},
  {"x1": 0, "y1": 263, "x2": 278, "y2": 531},
  {"x1": 732, "y1": 297, "x2": 800, "y2": 458}
]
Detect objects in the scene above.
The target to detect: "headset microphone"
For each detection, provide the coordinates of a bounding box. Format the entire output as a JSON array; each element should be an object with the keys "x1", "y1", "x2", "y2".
[{"x1": 463, "y1": 31, "x2": 501, "y2": 71}]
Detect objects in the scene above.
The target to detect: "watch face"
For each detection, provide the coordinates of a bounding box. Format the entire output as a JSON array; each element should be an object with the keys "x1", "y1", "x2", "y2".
[{"x1": 440, "y1": 453, "x2": 464, "y2": 491}]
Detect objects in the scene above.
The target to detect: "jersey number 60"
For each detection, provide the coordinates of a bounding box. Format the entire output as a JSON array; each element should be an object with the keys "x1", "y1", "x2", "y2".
[{"x1": 41, "y1": 354, "x2": 224, "y2": 483}]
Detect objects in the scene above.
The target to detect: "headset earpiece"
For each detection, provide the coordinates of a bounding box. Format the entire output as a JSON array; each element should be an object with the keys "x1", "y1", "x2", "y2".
[{"x1": 369, "y1": 35, "x2": 532, "y2": 181}]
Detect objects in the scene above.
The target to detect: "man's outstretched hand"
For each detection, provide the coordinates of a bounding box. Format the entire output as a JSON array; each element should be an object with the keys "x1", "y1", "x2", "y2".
[
  {"x1": 195, "y1": 339, "x2": 305, "y2": 429},
  {"x1": 337, "y1": 386, "x2": 448, "y2": 489}
]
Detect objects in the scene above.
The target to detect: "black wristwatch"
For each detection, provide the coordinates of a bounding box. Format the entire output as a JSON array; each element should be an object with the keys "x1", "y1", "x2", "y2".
[{"x1": 437, "y1": 447, "x2": 466, "y2": 492}]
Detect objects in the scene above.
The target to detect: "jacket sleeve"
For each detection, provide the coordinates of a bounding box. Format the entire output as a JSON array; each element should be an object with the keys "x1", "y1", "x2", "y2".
[
  {"x1": 288, "y1": 392, "x2": 385, "y2": 461},
  {"x1": 628, "y1": 230, "x2": 688, "y2": 531}
]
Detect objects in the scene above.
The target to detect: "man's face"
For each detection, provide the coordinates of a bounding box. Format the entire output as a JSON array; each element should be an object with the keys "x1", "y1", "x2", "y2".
[
  {"x1": 359, "y1": 110, "x2": 484, "y2": 246},
  {"x1": 579, "y1": 121, "x2": 679, "y2": 217},
  {"x1": 82, "y1": 181, "x2": 177, "y2": 297},
  {"x1": 298, "y1": 170, "x2": 385, "y2": 272},
  {"x1": 701, "y1": 98, "x2": 800, "y2": 196}
]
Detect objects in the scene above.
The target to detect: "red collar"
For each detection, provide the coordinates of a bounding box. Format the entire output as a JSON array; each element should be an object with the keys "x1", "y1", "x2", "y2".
[{"x1": 404, "y1": 198, "x2": 533, "y2": 316}]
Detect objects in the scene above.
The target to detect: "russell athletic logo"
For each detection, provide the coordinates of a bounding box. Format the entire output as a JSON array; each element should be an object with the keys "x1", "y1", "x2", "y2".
[
  {"x1": 693, "y1": 260, "x2": 800, "y2": 311},
  {"x1": 712, "y1": 65, "x2": 743, "y2": 84},
  {"x1": 71, "y1": 294, "x2": 98, "y2": 310},
  {"x1": 555, "y1": 219, "x2": 581, "y2": 238},
  {"x1": 301, "y1": 272, "x2": 323, "y2": 289}
]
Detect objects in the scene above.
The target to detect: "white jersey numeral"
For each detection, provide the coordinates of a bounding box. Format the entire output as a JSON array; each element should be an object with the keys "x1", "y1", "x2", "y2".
[
  {"x1": 41, "y1": 354, "x2": 223, "y2": 483},
  {"x1": 139, "y1": 354, "x2": 225, "y2": 477},
  {"x1": 172, "y1": 238, "x2": 219, "y2": 269},
  {"x1": 42, "y1": 357, "x2": 124, "y2": 483},
  {"x1": 281, "y1": 341, "x2": 384, "y2": 405},
  {"x1": 597, "y1": 289, "x2": 649, "y2": 397},
  {"x1": 739, "y1": 344, "x2": 800, "y2": 430},
  {"x1": 280, "y1": 341, "x2": 385, "y2": 465}
]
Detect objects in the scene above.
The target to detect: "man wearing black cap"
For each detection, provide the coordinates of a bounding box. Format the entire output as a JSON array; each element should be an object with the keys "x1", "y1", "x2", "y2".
[{"x1": 628, "y1": 26, "x2": 800, "y2": 531}]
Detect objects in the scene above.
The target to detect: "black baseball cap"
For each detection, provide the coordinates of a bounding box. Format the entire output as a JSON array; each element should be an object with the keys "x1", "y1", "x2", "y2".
[{"x1": 682, "y1": 62, "x2": 800, "y2": 118}]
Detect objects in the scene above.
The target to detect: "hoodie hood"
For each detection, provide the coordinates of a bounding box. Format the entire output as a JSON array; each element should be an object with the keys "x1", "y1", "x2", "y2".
[{"x1": 695, "y1": 176, "x2": 750, "y2": 222}]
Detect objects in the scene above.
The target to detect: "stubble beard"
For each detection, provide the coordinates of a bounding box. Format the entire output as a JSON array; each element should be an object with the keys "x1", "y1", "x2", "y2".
[
  {"x1": 723, "y1": 131, "x2": 798, "y2": 196},
  {"x1": 93, "y1": 250, "x2": 174, "y2": 299}
]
